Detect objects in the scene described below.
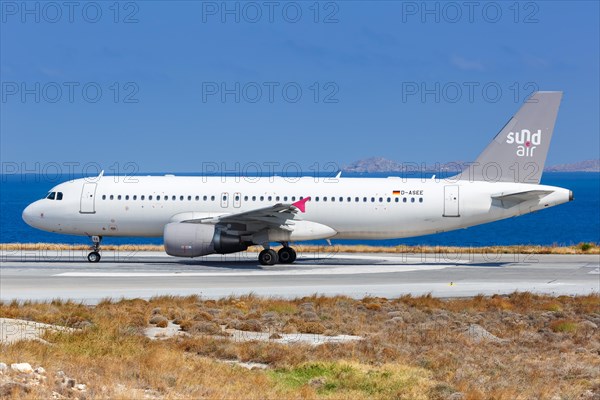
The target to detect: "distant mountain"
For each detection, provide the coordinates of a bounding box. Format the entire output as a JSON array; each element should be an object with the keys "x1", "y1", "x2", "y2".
[
  {"x1": 544, "y1": 160, "x2": 600, "y2": 172},
  {"x1": 343, "y1": 158, "x2": 600, "y2": 173}
]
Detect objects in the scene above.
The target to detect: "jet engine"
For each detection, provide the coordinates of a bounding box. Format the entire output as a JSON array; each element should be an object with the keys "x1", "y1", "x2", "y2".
[{"x1": 163, "y1": 222, "x2": 247, "y2": 257}]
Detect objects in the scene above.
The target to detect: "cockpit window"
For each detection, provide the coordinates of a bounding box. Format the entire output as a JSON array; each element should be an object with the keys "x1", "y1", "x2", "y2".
[
  {"x1": 56, "y1": 192, "x2": 63, "y2": 200},
  {"x1": 46, "y1": 192, "x2": 56, "y2": 200}
]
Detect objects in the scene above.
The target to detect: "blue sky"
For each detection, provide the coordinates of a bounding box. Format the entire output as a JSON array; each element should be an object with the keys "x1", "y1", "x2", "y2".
[{"x1": 1, "y1": 1, "x2": 598, "y2": 173}]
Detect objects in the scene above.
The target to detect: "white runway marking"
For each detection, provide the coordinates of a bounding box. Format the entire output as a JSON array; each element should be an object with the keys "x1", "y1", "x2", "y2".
[{"x1": 54, "y1": 263, "x2": 448, "y2": 277}]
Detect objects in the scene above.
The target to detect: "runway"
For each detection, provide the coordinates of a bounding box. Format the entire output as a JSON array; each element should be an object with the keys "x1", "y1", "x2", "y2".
[{"x1": 1, "y1": 250, "x2": 598, "y2": 303}]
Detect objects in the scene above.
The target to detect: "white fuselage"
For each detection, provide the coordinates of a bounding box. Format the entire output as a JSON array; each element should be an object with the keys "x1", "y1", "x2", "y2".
[{"x1": 22, "y1": 175, "x2": 571, "y2": 241}]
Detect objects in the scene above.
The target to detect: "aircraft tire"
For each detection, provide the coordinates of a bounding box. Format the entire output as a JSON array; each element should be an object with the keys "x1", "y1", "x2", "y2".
[
  {"x1": 87, "y1": 251, "x2": 101, "y2": 263},
  {"x1": 259, "y1": 249, "x2": 278, "y2": 266}
]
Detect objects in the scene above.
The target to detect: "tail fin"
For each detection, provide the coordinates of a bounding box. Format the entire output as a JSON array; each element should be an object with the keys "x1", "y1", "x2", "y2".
[{"x1": 461, "y1": 91, "x2": 562, "y2": 184}]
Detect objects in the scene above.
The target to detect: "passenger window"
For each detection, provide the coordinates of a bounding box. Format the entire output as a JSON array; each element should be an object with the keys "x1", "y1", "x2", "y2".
[
  {"x1": 252, "y1": 196, "x2": 256, "y2": 201},
  {"x1": 141, "y1": 195, "x2": 145, "y2": 200},
  {"x1": 291, "y1": 196, "x2": 296, "y2": 201},
  {"x1": 203, "y1": 195, "x2": 208, "y2": 201},
  {"x1": 211, "y1": 195, "x2": 215, "y2": 201},
  {"x1": 102, "y1": 195, "x2": 106, "y2": 200},
  {"x1": 378, "y1": 197, "x2": 382, "y2": 202},
  {"x1": 346, "y1": 197, "x2": 351, "y2": 202},
  {"x1": 283, "y1": 196, "x2": 288, "y2": 201},
  {"x1": 419, "y1": 198, "x2": 423, "y2": 203},
  {"x1": 125, "y1": 195, "x2": 129, "y2": 200},
  {"x1": 149, "y1": 195, "x2": 153, "y2": 200},
  {"x1": 355, "y1": 197, "x2": 359, "y2": 202},
  {"x1": 195, "y1": 196, "x2": 200, "y2": 201},
  {"x1": 268, "y1": 196, "x2": 272, "y2": 201},
  {"x1": 133, "y1": 195, "x2": 137, "y2": 200},
  {"x1": 363, "y1": 197, "x2": 367, "y2": 202},
  {"x1": 395, "y1": 198, "x2": 399, "y2": 203},
  {"x1": 47, "y1": 192, "x2": 56, "y2": 200},
  {"x1": 331, "y1": 197, "x2": 335, "y2": 202},
  {"x1": 403, "y1": 198, "x2": 407, "y2": 203},
  {"x1": 244, "y1": 196, "x2": 248, "y2": 201},
  {"x1": 387, "y1": 197, "x2": 390, "y2": 203},
  {"x1": 235, "y1": 195, "x2": 240, "y2": 201},
  {"x1": 411, "y1": 198, "x2": 415, "y2": 203},
  {"x1": 371, "y1": 197, "x2": 375, "y2": 203},
  {"x1": 315, "y1": 197, "x2": 319, "y2": 202},
  {"x1": 157, "y1": 195, "x2": 161, "y2": 201},
  {"x1": 188, "y1": 196, "x2": 192, "y2": 201},
  {"x1": 276, "y1": 196, "x2": 280, "y2": 201},
  {"x1": 323, "y1": 197, "x2": 327, "y2": 202}
]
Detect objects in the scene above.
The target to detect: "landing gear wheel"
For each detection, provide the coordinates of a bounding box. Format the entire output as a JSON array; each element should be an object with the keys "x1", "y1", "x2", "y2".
[
  {"x1": 259, "y1": 249, "x2": 278, "y2": 266},
  {"x1": 87, "y1": 235, "x2": 102, "y2": 263},
  {"x1": 278, "y1": 247, "x2": 297, "y2": 264},
  {"x1": 87, "y1": 251, "x2": 101, "y2": 263}
]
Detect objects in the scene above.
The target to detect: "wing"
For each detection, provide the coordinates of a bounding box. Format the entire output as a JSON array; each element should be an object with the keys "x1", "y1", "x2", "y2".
[
  {"x1": 182, "y1": 197, "x2": 312, "y2": 229},
  {"x1": 492, "y1": 190, "x2": 553, "y2": 208}
]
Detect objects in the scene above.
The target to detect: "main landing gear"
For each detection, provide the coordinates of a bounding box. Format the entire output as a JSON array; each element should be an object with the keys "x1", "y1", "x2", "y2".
[
  {"x1": 258, "y1": 244, "x2": 297, "y2": 266},
  {"x1": 87, "y1": 235, "x2": 102, "y2": 263}
]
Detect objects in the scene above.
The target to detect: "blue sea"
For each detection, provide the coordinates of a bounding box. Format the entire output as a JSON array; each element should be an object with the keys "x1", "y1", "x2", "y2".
[{"x1": 1, "y1": 172, "x2": 598, "y2": 247}]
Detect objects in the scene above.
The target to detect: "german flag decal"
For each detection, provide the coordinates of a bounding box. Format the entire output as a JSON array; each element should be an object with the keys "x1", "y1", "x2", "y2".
[{"x1": 393, "y1": 190, "x2": 401, "y2": 195}]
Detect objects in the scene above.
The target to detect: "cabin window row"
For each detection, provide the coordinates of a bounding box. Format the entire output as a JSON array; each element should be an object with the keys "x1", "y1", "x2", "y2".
[{"x1": 100, "y1": 194, "x2": 424, "y2": 203}]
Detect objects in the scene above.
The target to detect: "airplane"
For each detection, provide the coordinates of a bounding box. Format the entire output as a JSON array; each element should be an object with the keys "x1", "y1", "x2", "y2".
[{"x1": 22, "y1": 91, "x2": 572, "y2": 265}]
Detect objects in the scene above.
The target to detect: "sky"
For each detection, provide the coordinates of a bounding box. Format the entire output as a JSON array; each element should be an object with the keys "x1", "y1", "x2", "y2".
[{"x1": 1, "y1": 1, "x2": 599, "y2": 174}]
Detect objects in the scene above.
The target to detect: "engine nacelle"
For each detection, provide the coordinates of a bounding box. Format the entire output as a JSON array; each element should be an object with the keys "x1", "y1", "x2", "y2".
[{"x1": 163, "y1": 222, "x2": 247, "y2": 257}]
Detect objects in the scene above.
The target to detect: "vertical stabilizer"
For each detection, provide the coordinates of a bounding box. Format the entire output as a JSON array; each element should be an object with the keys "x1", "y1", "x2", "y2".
[{"x1": 460, "y1": 91, "x2": 562, "y2": 183}]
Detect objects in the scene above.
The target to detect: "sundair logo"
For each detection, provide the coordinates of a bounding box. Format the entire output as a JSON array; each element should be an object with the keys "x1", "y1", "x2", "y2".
[{"x1": 506, "y1": 129, "x2": 541, "y2": 157}]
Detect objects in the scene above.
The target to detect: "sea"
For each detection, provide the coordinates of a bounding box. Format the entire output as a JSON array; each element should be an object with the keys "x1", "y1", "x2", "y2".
[{"x1": 1, "y1": 172, "x2": 598, "y2": 247}]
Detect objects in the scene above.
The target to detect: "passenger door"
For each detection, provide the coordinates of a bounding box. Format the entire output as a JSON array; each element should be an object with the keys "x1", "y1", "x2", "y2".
[{"x1": 80, "y1": 183, "x2": 97, "y2": 213}]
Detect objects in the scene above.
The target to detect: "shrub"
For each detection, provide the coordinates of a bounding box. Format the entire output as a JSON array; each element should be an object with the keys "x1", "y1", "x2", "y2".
[{"x1": 550, "y1": 319, "x2": 578, "y2": 333}]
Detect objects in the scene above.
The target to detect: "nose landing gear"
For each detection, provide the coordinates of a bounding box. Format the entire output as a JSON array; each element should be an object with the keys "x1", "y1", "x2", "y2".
[{"x1": 87, "y1": 235, "x2": 102, "y2": 262}]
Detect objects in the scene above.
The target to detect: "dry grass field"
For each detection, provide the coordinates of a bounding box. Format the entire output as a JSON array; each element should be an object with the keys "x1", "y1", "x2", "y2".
[
  {"x1": 1, "y1": 293, "x2": 599, "y2": 399},
  {"x1": 1, "y1": 242, "x2": 598, "y2": 255}
]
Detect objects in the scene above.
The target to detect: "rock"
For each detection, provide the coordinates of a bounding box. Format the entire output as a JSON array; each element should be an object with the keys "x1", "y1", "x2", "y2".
[
  {"x1": 66, "y1": 378, "x2": 76, "y2": 388},
  {"x1": 149, "y1": 315, "x2": 168, "y2": 325},
  {"x1": 151, "y1": 307, "x2": 161, "y2": 315},
  {"x1": 387, "y1": 311, "x2": 403, "y2": 317},
  {"x1": 75, "y1": 383, "x2": 87, "y2": 391},
  {"x1": 269, "y1": 333, "x2": 282, "y2": 339},
  {"x1": 464, "y1": 324, "x2": 507, "y2": 344},
  {"x1": 0, "y1": 363, "x2": 7, "y2": 373},
  {"x1": 34, "y1": 367, "x2": 46, "y2": 374},
  {"x1": 11, "y1": 363, "x2": 33, "y2": 373},
  {"x1": 447, "y1": 393, "x2": 465, "y2": 400},
  {"x1": 73, "y1": 320, "x2": 93, "y2": 329}
]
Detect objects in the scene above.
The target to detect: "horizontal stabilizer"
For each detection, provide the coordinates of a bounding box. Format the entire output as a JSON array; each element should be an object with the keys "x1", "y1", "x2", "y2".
[{"x1": 492, "y1": 189, "x2": 553, "y2": 208}]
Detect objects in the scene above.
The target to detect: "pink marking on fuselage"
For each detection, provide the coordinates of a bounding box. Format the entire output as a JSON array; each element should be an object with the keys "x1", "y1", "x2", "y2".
[{"x1": 292, "y1": 196, "x2": 311, "y2": 213}]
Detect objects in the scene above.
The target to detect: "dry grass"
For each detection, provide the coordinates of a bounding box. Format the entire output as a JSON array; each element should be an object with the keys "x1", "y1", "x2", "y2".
[
  {"x1": 1, "y1": 293, "x2": 599, "y2": 399},
  {"x1": 1, "y1": 242, "x2": 598, "y2": 254}
]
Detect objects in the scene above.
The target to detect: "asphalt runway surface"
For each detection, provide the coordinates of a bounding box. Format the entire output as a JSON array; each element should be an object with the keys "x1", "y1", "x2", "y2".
[{"x1": 1, "y1": 250, "x2": 598, "y2": 303}]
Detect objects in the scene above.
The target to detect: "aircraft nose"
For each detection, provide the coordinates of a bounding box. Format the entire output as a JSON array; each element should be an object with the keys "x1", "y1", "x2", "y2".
[{"x1": 22, "y1": 201, "x2": 41, "y2": 228}]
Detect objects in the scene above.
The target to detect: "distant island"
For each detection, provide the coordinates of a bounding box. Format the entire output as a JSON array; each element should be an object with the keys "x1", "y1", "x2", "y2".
[{"x1": 342, "y1": 157, "x2": 600, "y2": 173}]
